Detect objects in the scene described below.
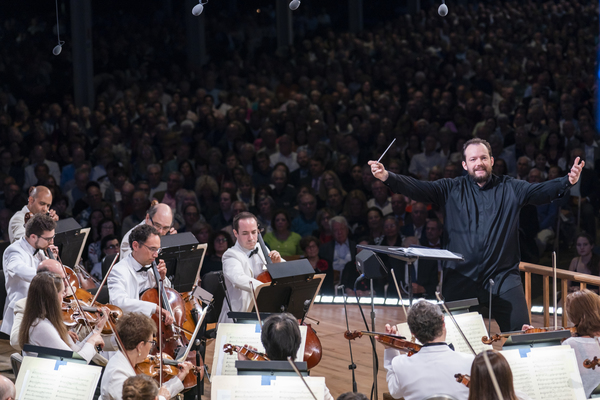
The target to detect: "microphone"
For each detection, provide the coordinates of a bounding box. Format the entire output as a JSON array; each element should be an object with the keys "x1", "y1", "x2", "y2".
[
  {"x1": 52, "y1": 44, "x2": 63, "y2": 56},
  {"x1": 192, "y1": 0, "x2": 208, "y2": 16},
  {"x1": 289, "y1": 0, "x2": 300, "y2": 10},
  {"x1": 438, "y1": 0, "x2": 448, "y2": 16},
  {"x1": 488, "y1": 279, "x2": 495, "y2": 337}
]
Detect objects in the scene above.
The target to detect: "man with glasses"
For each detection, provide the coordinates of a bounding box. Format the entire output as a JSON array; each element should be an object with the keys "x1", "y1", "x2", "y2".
[
  {"x1": 8, "y1": 185, "x2": 59, "y2": 243},
  {"x1": 1, "y1": 213, "x2": 57, "y2": 335},
  {"x1": 120, "y1": 202, "x2": 176, "y2": 260},
  {"x1": 109, "y1": 224, "x2": 174, "y2": 325}
]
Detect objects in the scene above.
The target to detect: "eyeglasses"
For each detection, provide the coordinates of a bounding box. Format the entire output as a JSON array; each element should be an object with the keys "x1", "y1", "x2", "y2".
[
  {"x1": 150, "y1": 218, "x2": 171, "y2": 233},
  {"x1": 105, "y1": 245, "x2": 118, "y2": 250},
  {"x1": 39, "y1": 235, "x2": 55, "y2": 242},
  {"x1": 141, "y1": 243, "x2": 162, "y2": 254},
  {"x1": 215, "y1": 238, "x2": 228, "y2": 243},
  {"x1": 144, "y1": 339, "x2": 157, "y2": 347}
]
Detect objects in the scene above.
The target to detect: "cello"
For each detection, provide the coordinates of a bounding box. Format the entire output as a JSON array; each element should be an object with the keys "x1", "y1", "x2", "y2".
[{"x1": 255, "y1": 231, "x2": 323, "y2": 369}]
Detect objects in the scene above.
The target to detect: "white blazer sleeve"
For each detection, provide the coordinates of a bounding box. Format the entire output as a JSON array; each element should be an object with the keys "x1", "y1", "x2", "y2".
[
  {"x1": 384, "y1": 348, "x2": 404, "y2": 399},
  {"x1": 4, "y1": 251, "x2": 36, "y2": 283},
  {"x1": 8, "y1": 216, "x2": 25, "y2": 243},
  {"x1": 10, "y1": 298, "x2": 27, "y2": 350},
  {"x1": 163, "y1": 377, "x2": 184, "y2": 398},
  {"x1": 222, "y1": 252, "x2": 262, "y2": 293},
  {"x1": 108, "y1": 261, "x2": 156, "y2": 316},
  {"x1": 28, "y1": 319, "x2": 96, "y2": 364}
]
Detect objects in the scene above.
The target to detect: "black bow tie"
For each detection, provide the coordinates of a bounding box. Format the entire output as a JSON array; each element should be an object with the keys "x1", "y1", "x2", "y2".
[
  {"x1": 248, "y1": 248, "x2": 260, "y2": 258},
  {"x1": 33, "y1": 249, "x2": 40, "y2": 256},
  {"x1": 138, "y1": 265, "x2": 152, "y2": 273}
]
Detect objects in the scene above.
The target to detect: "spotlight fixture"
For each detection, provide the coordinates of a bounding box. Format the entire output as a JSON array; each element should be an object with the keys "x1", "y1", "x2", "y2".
[
  {"x1": 289, "y1": 0, "x2": 300, "y2": 10},
  {"x1": 52, "y1": 0, "x2": 64, "y2": 55},
  {"x1": 438, "y1": 0, "x2": 448, "y2": 16},
  {"x1": 192, "y1": 0, "x2": 209, "y2": 16}
]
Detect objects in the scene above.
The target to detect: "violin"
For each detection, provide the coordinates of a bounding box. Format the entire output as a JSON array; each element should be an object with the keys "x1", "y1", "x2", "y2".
[
  {"x1": 455, "y1": 373, "x2": 470, "y2": 388},
  {"x1": 223, "y1": 344, "x2": 270, "y2": 361},
  {"x1": 481, "y1": 326, "x2": 577, "y2": 344},
  {"x1": 135, "y1": 353, "x2": 204, "y2": 383},
  {"x1": 62, "y1": 287, "x2": 123, "y2": 334},
  {"x1": 344, "y1": 330, "x2": 422, "y2": 356},
  {"x1": 584, "y1": 357, "x2": 600, "y2": 370}
]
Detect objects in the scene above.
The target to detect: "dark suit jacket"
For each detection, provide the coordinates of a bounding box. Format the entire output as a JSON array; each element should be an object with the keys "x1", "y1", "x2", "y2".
[
  {"x1": 387, "y1": 258, "x2": 439, "y2": 299},
  {"x1": 318, "y1": 239, "x2": 357, "y2": 295}
]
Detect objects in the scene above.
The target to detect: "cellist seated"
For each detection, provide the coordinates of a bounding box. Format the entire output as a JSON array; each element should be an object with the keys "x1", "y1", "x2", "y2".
[
  {"x1": 100, "y1": 312, "x2": 194, "y2": 400},
  {"x1": 108, "y1": 225, "x2": 174, "y2": 325}
]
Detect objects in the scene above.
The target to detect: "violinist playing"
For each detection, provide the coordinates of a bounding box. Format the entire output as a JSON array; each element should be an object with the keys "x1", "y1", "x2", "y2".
[
  {"x1": 218, "y1": 212, "x2": 282, "y2": 323},
  {"x1": 381, "y1": 300, "x2": 473, "y2": 400},
  {"x1": 19, "y1": 272, "x2": 107, "y2": 364},
  {"x1": 108, "y1": 225, "x2": 174, "y2": 325},
  {"x1": 100, "y1": 312, "x2": 193, "y2": 400}
]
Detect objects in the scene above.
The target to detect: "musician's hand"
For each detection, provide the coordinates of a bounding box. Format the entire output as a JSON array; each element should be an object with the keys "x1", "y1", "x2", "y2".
[
  {"x1": 168, "y1": 227, "x2": 177, "y2": 235},
  {"x1": 176, "y1": 361, "x2": 194, "y2": 382},
  {"x1": 375, "y1": 324, "x2": 397, "y2": 349},
  {"x1": 95, "y1": 307, "x2": 110, "y2": 332},
  {"x1": 68, "y1": 331, "x2": 79, "y2": 343},
  {"x1": 237, "y1": 346, "x2": 259, "y2": 361},
  {"x1": 368, "y1": 160, "x2": 389, "y2": 181},
  {"x1": 269, "y1": 250, "x2": 282, "y2": 263},
  {"x1": 412, "y1": 283, "x2": 426, "y2": 294},
  {"x1": 521, "y1": 324, "x2": 534, "y2": 331},
  {"x1": 156, "y1": 307, "x2": 174, "y2": 325},
  {"x1": 48, "y1": 245, "x2": 59, "y2": 258},
  {"x1": 158, "y1": 386, "x2": 171, "y2": 399},
  {"x1": 48, "y1": 209, "x2": 59, "y2": 221},
  {"x1": 157, "y1": 259, "x2": 167, "y2": 280},
  {"x1": 568, "y1": 157, "x2": 585, "y2": 185},
  {"x1": 87, "y1": 331, "x2": 104, "y2": 349}
]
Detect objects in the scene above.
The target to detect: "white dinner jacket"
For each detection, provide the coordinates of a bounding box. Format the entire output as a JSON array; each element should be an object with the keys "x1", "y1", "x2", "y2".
[
  {"x1": 8, "y1": 205, "x2": 29, "y2": 243},
  {"x1": 108, "y1": 254, "x2": 172, "y2": 317},
  {"x1": 218, "y1": 241, "x2": 273, "y2": 323},
  {"x1": 1, "y1": 238, "x2": 44, "y2": 334}
]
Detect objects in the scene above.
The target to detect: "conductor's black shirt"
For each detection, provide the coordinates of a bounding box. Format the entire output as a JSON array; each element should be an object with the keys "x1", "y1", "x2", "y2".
[{"x1": 383, "y1": 172, "x2": 572, "y2": 294}]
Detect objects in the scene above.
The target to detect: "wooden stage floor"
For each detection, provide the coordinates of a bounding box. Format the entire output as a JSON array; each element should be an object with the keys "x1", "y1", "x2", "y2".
[{"x1": 0, "y1": 303, "x2": 546, "y2": 399}]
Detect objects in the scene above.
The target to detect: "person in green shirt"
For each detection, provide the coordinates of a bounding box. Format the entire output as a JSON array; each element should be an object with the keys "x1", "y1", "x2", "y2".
[{"x1": 263, "y1": 210, "x2": 302, "y2": 258}]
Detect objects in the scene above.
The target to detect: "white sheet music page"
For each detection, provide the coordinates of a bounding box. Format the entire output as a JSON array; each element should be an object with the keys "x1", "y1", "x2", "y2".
[
  {"x1": 212, "y1": 323, "x2": 307, "y2": 376},
  {"x1": 211, "y1": 375, "x2": 325, "y2": 400}
]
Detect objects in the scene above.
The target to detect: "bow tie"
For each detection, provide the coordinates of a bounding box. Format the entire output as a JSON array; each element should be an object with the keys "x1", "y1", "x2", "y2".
[
  {"x1": 33, "y1": 249, "x2": 40, "y2": 256},
  {"x1": 138, "y1": 265, "x2": 152, "y2": 273},
  {"x1": 248, "y1": 248, "x2": 260, "y2": 258}
]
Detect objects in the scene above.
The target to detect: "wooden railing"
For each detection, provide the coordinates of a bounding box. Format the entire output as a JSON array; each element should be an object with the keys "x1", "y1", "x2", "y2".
[{"x1": 519, "y1": 262, "x2": 600, "y2": 327}]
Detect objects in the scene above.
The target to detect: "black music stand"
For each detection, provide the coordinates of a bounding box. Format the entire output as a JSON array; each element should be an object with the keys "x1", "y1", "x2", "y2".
[
  {"x1": 235, "y1": 360, "x2": 308, "y2": 376},
  {"x1": 159, "y1": 232, "x2": 205, "y2": 292},
  {"x1": 357, "y1": 244, "x2": 464, "y2": 305},
  {"x1": 54, "y1": 218, "x2": 87, "y2": 268},
  {"x1": 502, "y1": 330, "x2": 571, "y2": 350},
  {"x1": 253, "y1": 259, "x2": 322, "y2": 320}
]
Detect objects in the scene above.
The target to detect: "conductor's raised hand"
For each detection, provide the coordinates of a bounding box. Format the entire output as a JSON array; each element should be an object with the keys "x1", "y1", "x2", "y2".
[
  {"x1": 368, "y1": 160, "x2": 389, "y2": 182},
  {"x1": 569, "y1": 157, "x2": 585, "y2": 185},
  {"x1": 269, "y1": 250, "x2": 282, "y2": 263}
]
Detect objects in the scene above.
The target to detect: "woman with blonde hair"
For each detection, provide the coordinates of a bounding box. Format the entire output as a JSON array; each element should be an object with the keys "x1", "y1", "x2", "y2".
[
  {"x1": 318, "y1": 170, "x2": 347, "y2": 203},
  {"x1": 562, "y1": 289, "x2": 600, "y2": 398}
]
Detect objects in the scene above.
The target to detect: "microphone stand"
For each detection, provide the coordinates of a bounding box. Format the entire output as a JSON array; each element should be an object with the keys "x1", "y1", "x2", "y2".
[
  {"x1": 369, "y1": 278, "x2": 378, "y2": 400},
  {"x1": 341, "y1": 285, "x2": 358, "y2": 393}
]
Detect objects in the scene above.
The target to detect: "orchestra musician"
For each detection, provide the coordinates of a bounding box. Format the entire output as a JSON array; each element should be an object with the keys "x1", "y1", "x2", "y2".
[
  {"x1": 370, "y1": 138, "x2": 584, "y2": 331},
  {"x1": 120, "y1": 203, "x2": 176, "y2": 261},
  {"x1": 237, "y1": 313, "x2": 334, "y2": 400},
  {"x1": 1, "y1": 213, "x2": 58, "y2": 335},
  {"x1": 560, "y1": 289, "x2": 600, "y2": 398},
  {"x1": 18, "y1": 272, "x2": 107, "y2": 364},
  {"x1": 218, "y1": 211, "x2": 282, "y2": 323},
  {"x1": 100, "y1": 312, "x2": 193, "y2": 400},
  {"x1": 108, "y1": 224, "x2": 174, "y2": 325},
  {"x1": 381, "y1": 300, "x2": 473, "y2": 400},
  {"x1": 8, "y1": 185, "x2": 59, "y2": 243},
  {"x1": 467, "y1": 350, "x2": 532, "y2": 400},
  {"x1": 122, "y1": 375, "x2": 160, "y2": 400}
]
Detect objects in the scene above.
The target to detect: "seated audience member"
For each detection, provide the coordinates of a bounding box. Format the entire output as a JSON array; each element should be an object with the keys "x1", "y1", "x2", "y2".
[
  {"x1": 319, "y1": 216, "x2": 357, "y2": 295},
  {"x1": 568, "y1": 233, "x2": 600, "y2": 292},
  {"x1": 312, "y1": 208, "x2": 334, "y2": 244},
  {"x1": 291, "y1": 193, "x2": 319, "y2": 237},
  {"x1": 191, "y1": 221, "x2": 212, "y2": 244},
  {"x1": 300, "y1": 236, "x2": 328, "y2": 274},
  {"x1": 19, "y1": 272, "x2": 107, "y2": 363},
  {"x1": 122, "y1": 374, "x2": 165, "y2": 400},
  {"x1": 100, "y1": 312, "x2": 193, "y2": 400},
  {"x1": 367, "y1": 180, "x2": 392, "y2": 215},
  {"x1": 366, "y1": 207, "x2": 384, "y2": 245},
  {"x1": 561, "y1": 289, "x2": 600, "y2": 398},
  {"x1": 341, "y1": 238, "x2": 381, "y2": 297},
  {"x1": 201, "y1": 231, "x2": 233, "y2": 277},
  {"x1": 468, "y1": 350, "x2": 532, "y2": 400},
  {"x1": 382, "y1": 300, "x2": 474, "y2": 400},
  {"x1": 264, "y1": 210, "x2": 302, "y2": 257},
  {"x1": 90, "y1": 234, "x2": 121, "y2": 280}
]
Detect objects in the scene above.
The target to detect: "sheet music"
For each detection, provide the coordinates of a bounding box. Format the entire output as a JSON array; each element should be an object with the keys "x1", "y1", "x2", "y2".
[
  {"x1": 212, "y1": 375, "x2": 325, "y2": 400},
  {"x1": 387, "y1": 247, "x2": 463, "y2": 260},
  {"x1": 501, "y1": 346, "x2": 586, "y2": 400},
  {"x1": 396, "y1": 312, "x2": 491, "y2": 355},
  {"x1": 212, "y1": 323, "x2": 307, "y2": 376},
  {"x1": 16, "y1": 357, "x2": 101, "y2": 400}
]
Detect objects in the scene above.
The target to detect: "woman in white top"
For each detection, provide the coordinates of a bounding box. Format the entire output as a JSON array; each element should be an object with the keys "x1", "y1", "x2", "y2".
[
  {"x1": 468, "y1": 350, "x2": 532, "y2": 400},
  {"x1": 100, "y1": 312, "x2": 193, "y2": 400},
  {"x1": 19, "y1": 271, "x2": 107, "y2": 364},
  {"x1": 562, "y1": 289, "x2": 600, "y2": 398}
]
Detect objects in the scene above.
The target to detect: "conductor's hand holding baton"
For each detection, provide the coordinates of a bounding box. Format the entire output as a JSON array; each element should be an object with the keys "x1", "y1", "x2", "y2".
[{"x1": 369, "y1": 161, "x2": 389, "y2": 182}]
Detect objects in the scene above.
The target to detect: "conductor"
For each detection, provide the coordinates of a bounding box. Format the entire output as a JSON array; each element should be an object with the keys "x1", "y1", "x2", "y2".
[{"x1": 369, "y1": 138, "x2": 584, "y2": 331}]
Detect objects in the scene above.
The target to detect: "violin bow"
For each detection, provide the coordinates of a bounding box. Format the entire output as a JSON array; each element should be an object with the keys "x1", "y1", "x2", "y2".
[
  {"x1": 436, "y1": 292, "x2": 476, "y2": 356},
  {"x1": 286, "y1": 356, "x2": 318, "y2": 400},
  {"x1": 390, "y1": 268, "x2": 408, "y2": 321},
  {"x1": 90, "y1": 252, "x2": 119, "y2": 304},
  {"x1": 249, "y1": 280, "x2": 263, "y2": 326}
]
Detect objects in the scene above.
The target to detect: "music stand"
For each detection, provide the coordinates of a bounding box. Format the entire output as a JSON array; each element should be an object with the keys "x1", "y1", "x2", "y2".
[
  {"x1": 227, "y1": 312, "x2": 274, "y2": 323},
  {"x1": 357, "y1": 244, "x2": 464, "y2": 305},
  {"x1": 502, "y1": 330, "x2": 571, "y2": 350},
  {"x1": 253, "y1": 260, "x2": 324, "y2": 320},
  {"x1": 159, "y1": 232, "x2": 206, "y2": 292},
  {"x1": 23, "y1": 344, "x2": 87, "y2": 364},
  {"x1": 54, "y1": 219, "x2": 88, "y2": 268},
  {"x1": 235, "y1": 360, "x2": 308, "y2": 376}
]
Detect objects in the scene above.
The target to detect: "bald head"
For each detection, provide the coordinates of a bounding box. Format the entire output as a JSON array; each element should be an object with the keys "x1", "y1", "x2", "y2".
[
  {"x1": 28, "y1": 186, "x2": 53, "y2": 215},
  {"x1": 146, "y1": 203, "x2": 173, "y2": 235},
  {"x1": 37, "y1": 259, "x2": 66, "y2": 278},
  {"x1": 0, "y1": 374, "x2": 15, "y2": 400}
]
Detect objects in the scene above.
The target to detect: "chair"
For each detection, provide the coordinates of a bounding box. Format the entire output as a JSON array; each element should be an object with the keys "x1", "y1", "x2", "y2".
[
  {"x1": 10, "y1": 353, "x2": 22, "y2": 377},
  {"x1": 200, "y1": 271, "x2": 225, "y2": 325},
  {"x1": 421, "y1": 395, "x2": 459, "y2": 400}
]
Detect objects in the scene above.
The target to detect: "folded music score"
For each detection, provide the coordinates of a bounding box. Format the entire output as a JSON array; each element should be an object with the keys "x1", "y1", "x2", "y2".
[
  {"x1": 211, "y1": 375, "x2": 325, "y2": 400},
  {"x1": 15, "y1": 356, "x2": 101, "y2": 400},
  {"x1": 212, "y1": 323, "x2": 307, "y2": 376},
  {"x1": 396, "y1": 312, "x2": 493, "y2": 354}
]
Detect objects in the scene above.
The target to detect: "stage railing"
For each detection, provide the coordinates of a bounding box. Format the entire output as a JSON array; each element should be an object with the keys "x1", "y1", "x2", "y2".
[{"x1": 519, "y1": 261, "x2": 600, "y2": 328}]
